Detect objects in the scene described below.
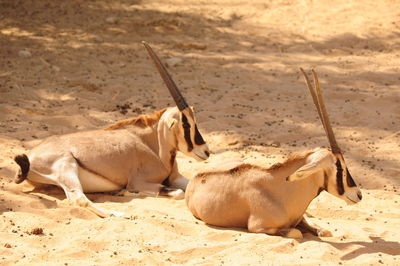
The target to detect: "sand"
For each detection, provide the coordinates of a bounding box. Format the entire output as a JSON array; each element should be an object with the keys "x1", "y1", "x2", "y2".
[{"x1": 0, "y1": 0, "x2": 399, "y2": 265}]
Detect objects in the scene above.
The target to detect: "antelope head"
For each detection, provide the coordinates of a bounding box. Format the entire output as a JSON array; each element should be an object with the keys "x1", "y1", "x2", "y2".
[
  {"x1": 292, "y1": 68, "x2": 362, "y2": 204},
  {"x1": 143, "y1": 41, "x2": 210, "y2": 161}
]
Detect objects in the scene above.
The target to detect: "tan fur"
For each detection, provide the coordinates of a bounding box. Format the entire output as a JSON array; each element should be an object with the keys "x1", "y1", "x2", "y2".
[
  {"x1": 185, "y1": 147, "x2": 361, "y2": 238},
  {"x1": 268, "y1": 150, "x2": 315, "y2": 171},
  {"x1": 13, "y1": 41, "x2": 209, "y2": 218},
  {"x1": 15, "y1": 107, "x2": 209, "y2": 217},
  {"x1": 196, "y1": 150, "x2": 315, "y2": 179},
  {"x1": 186, "y1": 69, "x2": 361, "y2": 238},
  {"x1": 104, "y1": 108, "x2": 167, "y2": 130}
]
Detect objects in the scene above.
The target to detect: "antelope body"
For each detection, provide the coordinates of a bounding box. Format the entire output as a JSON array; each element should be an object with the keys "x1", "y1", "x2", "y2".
[
  {"x1": 185, "y1": 69, "x2": 362, "y2": 238},
  {"x1": 14, "y1": 42, "x2": 209, "y2": 218}
]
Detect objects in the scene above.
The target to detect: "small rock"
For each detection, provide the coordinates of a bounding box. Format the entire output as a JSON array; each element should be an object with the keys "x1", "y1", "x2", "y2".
[
  {"x1": 18, "y1": 50, "x2": 31, "y2": 57},
  {"x1": 106, "y1": 16, "x2": 118, "y2": 24},
  {"x1": 271, "y1": 141, "x2": 281, "y2": 148},
  {"x1": 30, "y1": 227, "x2": 44, "y2": 235},
  {"x1": 52, "y1": 65, "x2": 60, "y2": 72},
  {"x1": 165, "y1": 57, "x2": 182, "y2": 67}
]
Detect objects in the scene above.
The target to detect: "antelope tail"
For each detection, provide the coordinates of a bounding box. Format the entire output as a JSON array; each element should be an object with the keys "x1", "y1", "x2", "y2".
[{"x1": 14, "y1": 154, "x2": 30, "y2": 184}]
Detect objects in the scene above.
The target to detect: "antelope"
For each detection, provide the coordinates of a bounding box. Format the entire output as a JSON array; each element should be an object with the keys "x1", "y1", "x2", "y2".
[
  {"x1": 13, "y1": 42, "x2": 210, "y2": 218},
  {"x1": 185, "y1": 69, "x2": 362, "y2": 238}
]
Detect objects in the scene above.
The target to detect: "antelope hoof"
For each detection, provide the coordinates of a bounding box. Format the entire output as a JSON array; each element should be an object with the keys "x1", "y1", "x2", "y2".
[
  {"x1": 280, "y1": 228, "x2": 303, "y2": 239},
  {"x1": 68, "y1": 198, "x2": 89, "y2": 207},
  {"x1": 318, "y1": 229, "x2": 333, "y2": 237},
  {"x1": 169, "y1": 189, "x2": 185, "y2": 200},
  {"x1": 110, "y1": 210, "x2": 127, "y2": 218}
]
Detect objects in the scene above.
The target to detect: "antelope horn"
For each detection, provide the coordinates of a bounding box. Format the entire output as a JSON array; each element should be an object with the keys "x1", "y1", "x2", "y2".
[
  {"x1": 300, "y1": 68, "x2": 327, "y2": 136},
  {"x1": 142, "y1": 41, "x2": 189, "y2": 111},
  {"x1": 312, "y1": 69, "x2": 341, "y2": 153},
  {"x1": 300, "y1": 68, "x2": 341, "y2": 154}
]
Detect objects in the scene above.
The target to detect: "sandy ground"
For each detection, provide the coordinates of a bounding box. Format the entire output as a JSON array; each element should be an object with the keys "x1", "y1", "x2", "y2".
[{"x1": 0, "y1": 0, "x2": 399, "y2": 265}]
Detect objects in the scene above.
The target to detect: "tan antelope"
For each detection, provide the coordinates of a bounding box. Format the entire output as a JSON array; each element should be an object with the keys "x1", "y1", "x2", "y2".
[
  {"x1": 185, "y1": 69, "x2": 362, "y2": 238},
  {"x1": 13, "y1": 42, "x2": 210, "y2": 218}
]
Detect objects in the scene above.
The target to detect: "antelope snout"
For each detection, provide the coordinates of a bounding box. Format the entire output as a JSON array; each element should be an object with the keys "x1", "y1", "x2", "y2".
[
  {"x1": 193, "y1": 145, "x2": 210, "y2": 161},
  {"x1": 345, "y1": 188, "x2": 362, "y2": 204}
]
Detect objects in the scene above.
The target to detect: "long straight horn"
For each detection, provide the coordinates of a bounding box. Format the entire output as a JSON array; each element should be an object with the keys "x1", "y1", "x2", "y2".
[
  {"x1": 300, "y1": 68, "x2": 341, "y2": 154},
  {"x1": 142, "y1": 41, "x2": 189, "y2": 111},
  {"x1": 311, "y1": 69, "x2": 341, "y2": 153},
  {"x1": 300, "y1": 68, "x2": 327, "y2": 136}
]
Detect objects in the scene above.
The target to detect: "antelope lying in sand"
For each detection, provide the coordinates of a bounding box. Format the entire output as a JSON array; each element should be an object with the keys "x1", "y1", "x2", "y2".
[
  {"x1": 185, "y1": 69, "x2": 362, "y2": 238},
  {"x1": 13, "y1": 42, "x2": 210, "y2": 218}
]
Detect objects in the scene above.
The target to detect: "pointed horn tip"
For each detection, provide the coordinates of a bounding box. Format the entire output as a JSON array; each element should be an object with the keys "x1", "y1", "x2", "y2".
[
  {"x1": 142, "y1": 41, "x2": 151, "y2": 49},
  {"x1": 299, "y1": 68, "x2": 309, "y2": 82},
  {"x1": 299, "y1": 68, "x2": 310, "y2": 79},
  {"x1": 299, "y1": 68, "x2": 317, "y2": 75}
]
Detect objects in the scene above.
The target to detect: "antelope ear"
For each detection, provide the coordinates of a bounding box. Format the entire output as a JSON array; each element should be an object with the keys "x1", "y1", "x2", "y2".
[
  {"x1": 286, "y1": 149, "x2": 334, "y2": 181},
  {"x1": 167, "y1": 117, "x2": 178, "y2": 129},
  {"x1": 286, "y1": 162, "x2": 319, "y2": 181}
]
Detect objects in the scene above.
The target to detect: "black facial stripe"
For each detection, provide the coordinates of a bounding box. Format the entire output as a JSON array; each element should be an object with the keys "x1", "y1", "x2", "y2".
[
  {"x1": 194, "y1": 125, "x2": 205, "y2": 145},
  {"x1": 335, "y1": 159, "x2": 345, "y2": 195},
  {"x1": 346, "y1": 169, "x2": 357, "y2": 187},
  {"x1": 323, "y1": 171, "x2": 329, "y2": 191},
  {"x1": 181, "y1": 114, "x2": 191, "y2": 129},
  {"x1": 181, "y1": 113, "x2": 193, "y2": 152},
  {"x1": 318, "y1": 171, "x2": 329, "y2": 196}
]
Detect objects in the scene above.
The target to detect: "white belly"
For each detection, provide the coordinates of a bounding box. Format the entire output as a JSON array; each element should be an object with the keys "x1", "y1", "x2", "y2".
[{"x1": 78, "y1": 167, "x2": 123, "y2": 193}]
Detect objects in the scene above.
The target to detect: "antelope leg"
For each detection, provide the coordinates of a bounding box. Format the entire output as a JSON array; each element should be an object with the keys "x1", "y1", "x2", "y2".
[
  {"x1": 55, "y1": 155, "x2": 124, "y2": 218},
  {"x1": 296, "y1": 216, "x2": 332, "y2": 237}
]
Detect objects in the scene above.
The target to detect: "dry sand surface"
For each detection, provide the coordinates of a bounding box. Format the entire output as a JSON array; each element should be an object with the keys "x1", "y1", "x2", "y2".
[{"x1": 1, "y1": 0, "x2": 399, "y2": 265}]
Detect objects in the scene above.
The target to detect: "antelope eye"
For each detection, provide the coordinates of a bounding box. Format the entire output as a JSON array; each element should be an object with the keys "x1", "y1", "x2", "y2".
[{"x1": 182, "y1": 123, "x2": 191, "y2": 129}]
